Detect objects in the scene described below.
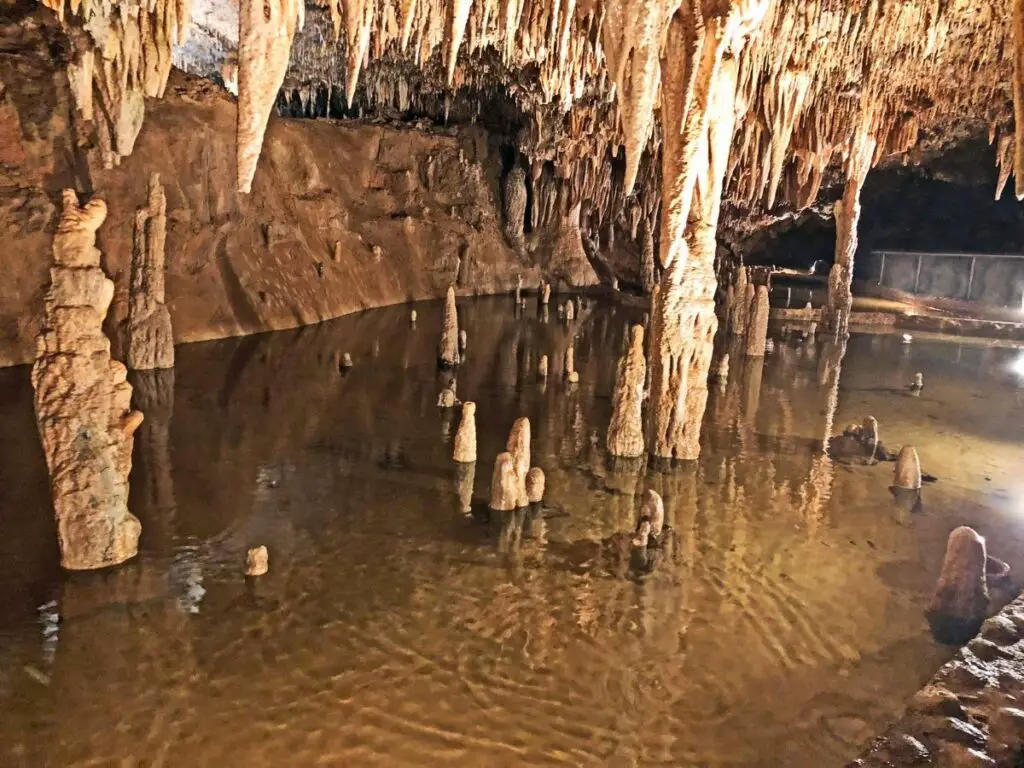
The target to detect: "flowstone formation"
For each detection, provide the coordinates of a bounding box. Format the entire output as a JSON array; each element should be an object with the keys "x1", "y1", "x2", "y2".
[
  {"x1": 606, "y1": 324, "x2": 646, "y2": 458},
  {"x1": 31, "y1": 190, "x2": 143, "y2": 571},
  {"x1": 125, "y1": 173, "x2": 174, "y2": 370}
]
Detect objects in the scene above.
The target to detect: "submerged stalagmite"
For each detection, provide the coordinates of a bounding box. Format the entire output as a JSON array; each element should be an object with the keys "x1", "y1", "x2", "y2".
[{"x1": 32, "y1": 191, "x2": 143, "y2": 570}]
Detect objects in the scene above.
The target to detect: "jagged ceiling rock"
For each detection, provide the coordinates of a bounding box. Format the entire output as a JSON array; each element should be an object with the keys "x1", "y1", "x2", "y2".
[{"x1": 35, "y1": 0, "x2": 1022, "y2": 228}]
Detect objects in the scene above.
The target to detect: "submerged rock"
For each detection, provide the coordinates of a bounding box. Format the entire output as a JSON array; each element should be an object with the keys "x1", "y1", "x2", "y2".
[
  {"x1": 453, "y1": 401, "x2": 477, "y2": 462},
  {"x1": 928, "y1": 526, "x2": 989, "y2": 645},
  {"x1": 31, "y1": 190, "x2": 142, "y2": 570}
]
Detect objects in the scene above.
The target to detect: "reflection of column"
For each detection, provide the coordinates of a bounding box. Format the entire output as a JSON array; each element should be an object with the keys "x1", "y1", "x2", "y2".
[
  {"x1": 740, "y1": 355, "x2": 765, "y2": 428},
  {"x1": 801, "y1": 339, "x2": 847, "y2": 532},
  {"x1": 128, "y1": 369, "x2": 177, "y2": 551}
]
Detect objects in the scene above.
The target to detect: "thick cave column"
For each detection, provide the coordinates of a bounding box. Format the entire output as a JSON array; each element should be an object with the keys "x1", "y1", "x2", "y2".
[
  {"x1": 126, "y1": 173, "x2": 174, "y2": 370},
  {"x1": 648, "y1": 3, "x2": 765, "y2": 460},
  {"x1": 824, "y1": 127, "x2": 875, "y2": 335},
  {"x1": 31, "y1": 191, "x2": 144, "y2": 570}
]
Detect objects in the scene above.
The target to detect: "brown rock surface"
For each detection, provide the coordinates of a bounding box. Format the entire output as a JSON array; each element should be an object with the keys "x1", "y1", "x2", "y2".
[
  {"x1": 526, "y1": 467, "x2": 545, "y2": 504},
  {"x1": 31, "y1": 190, "x2": 142, "y2": 570},
  {"x1": 745, "y1": 284, "x2": 771, "y2": 357},
  {"x1": 606, "y1": 324, "x2": 646, "y2": 458},
  {"x1": 125, "y1": 173, "x2": 174, "y2": 370}
]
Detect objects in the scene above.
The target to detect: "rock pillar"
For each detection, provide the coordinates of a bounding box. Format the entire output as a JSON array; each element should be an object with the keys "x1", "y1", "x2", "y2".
[
  {"x1": 439, "y1": 284, "x2": 459, "y2": 367},
  {"x1": 607, "y1": 325, "x2": 647, "y2": 458},
  {"x1": 927, "y1": 526, "x2": 989, "y2": 644},
  {"x1": 489, "y1": 452, "x2": 518, "y2": 512},
  {"x1": 649, "y1": 3, "x2": 764, "y2": 460},
  {"x1": 453, "y1": 402, "x2": 477, "y2": 462},
  {"x1": 503, "y1": 166, "x2": 527, "y2": 248},
  {"x1": 825, "y1": 125, "x2": 876, "y2": 335},
  {"x1": 125, "y1": 173, "x2": 174, "y2": 370},
  {"x1": 745, "y1": 285, "x2": 770, "y2": 356},
  {"x1": 641, "y1": 219, "x2": 656, "y2": 294},
  {"x1": 506, "y1": 417, "x2": 531, "y2": 507},
  {"x1": 31, "y1": 190, "x2": 143, "y2": 570}
]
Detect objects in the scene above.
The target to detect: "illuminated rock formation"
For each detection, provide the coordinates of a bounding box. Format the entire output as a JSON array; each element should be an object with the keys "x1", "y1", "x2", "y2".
[
  {"x1": 564, "y1": 343, "x2": 578, "y2": 383},
  {"x1": 641, "y1": 220, "x2": 656, "y2": 295},
  {"x1": 31, "y1": 190, "x2": 143, "y2": 570},
  {"x1": 728, "y1": 268, "x2": 749, "y2": 335},
  {"x1": 237, "y1": 0, "x2": 304, "y2": 193},
  {"x1": 538, "y1": 354, "x2": 549, "y2": 379},
  {"x1": 503, "y1": 166, "x2": 527, "y2": 248},
  {"x1": 745, "y1": 285, "x2": 770, "y2": 357},
  {"x1": 927, "y1": 526, "x2": 989, "y2": 644},
  {"x1": 506, "y1": 417, "x2": 531, "y2": 507},
  {"x1": 606, "y1": 325, "x2": 646, "y2": 458},
  {"x1": 453, "y1": 401, "x2": 477, "y2": 462},
  {"x1": 489, "y1": 452, "x2": 518, "y2": 512},
  {"x1": 894, "y1": 446, "x2": 922, "y2": 490},
  {"x1": 439, "y1": 285, "x2": 460, "y2": 367},
  {"x1": 245, "y1": 545, "x2": 269, "y2": 576},
  {"x1": 125, "y1": 173, "x2": 174, "y2": 371},
  {"x1": 526, "y1": 467, "x2": 545, "y2": 504}
]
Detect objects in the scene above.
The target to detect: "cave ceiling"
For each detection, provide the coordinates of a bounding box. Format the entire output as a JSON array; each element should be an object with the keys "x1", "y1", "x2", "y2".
[{"x1": 32, "y1": 0, "x2": 1024, "y2": 238}]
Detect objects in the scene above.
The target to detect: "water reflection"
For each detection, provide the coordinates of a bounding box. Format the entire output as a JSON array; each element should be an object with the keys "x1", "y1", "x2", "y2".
[{"x1": 0, "y1": 301, "x2": 1023, "y2": 766}]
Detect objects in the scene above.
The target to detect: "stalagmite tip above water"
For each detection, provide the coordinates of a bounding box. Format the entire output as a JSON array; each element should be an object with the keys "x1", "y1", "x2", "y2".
[
  {"x1": 640, "y1": 489, "x2": 664, "y2": 538},
  {"x1": 439, "y1": 285, "x2": 460, "y2": 368},
  {"x1": 927, "y1": 526, "x2": 989, "y2": 645},
  {"x1": 453, "y1": 401, "x2": 477, "y2": 463},
  {"x1": 506, "y1": 417, "x2": 531, "y2": 507},
  {"x1": 246, "y1": 545, "x2": 269, "y2": 576},
  {"x1": 606, "y1": 325, "x2": 646, "y2": 458},
  {"x1": 32, "y1": 190, "x2": 143, "y2": 570},
  {"x1": 489, "y1": 452, "x2": 519, "y2": 512},
  {"x1": 894, "y1": 446, "x2": 922, "y2": 490}
]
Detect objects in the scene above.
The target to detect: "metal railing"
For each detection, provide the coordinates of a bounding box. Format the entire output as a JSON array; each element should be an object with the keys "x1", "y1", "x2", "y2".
[{"x1": 871, "y1": 249, "x2": 1024, "y2": 303}]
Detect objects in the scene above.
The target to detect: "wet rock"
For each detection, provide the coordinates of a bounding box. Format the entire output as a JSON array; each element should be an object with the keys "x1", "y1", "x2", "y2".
[
  {"x1": 606, "y1": 325, "x2": 646, "y2": 458},
  {"x1": 980, "y1": 614, "x2": 1020, "y2": 646},
  {"x1": 506, "y1": 417, "x2": 531, "y2": 508},
  {"x1": 911, "y1": 372, "x2": 924, "y2": 392},
  {"x1": 245, "y1": 545, "x2": 269, "y2": 577},
  {"x1": 439, "y1": 284, "x2": 460, "y2": 368},
  {"x1": 745, "y1": 284, "x2": 770, "y2": 356},
  {"x1": 489, "y1": 452, "x2": 518, "y2": 512},
  {"x1": 928, "y1": 527, "x2": 989, "y2": 645},
  {"x1": 31, "y1": 190, "x2": 142, "y2": 570},
  {"x1": 888, "y1": 734, "x2": 932, "y2": 764},
  {"x1": 926, "y1": 716, "x2": 987, "y2": 749},
  {"x1": 641, "y1": 219, "x2": 656, "y2": 294},
  {"x1": 565, "y1": 300, "x2": 575, "y2": 322},
  {"x1": 541, "y1": 281, "x2": 552, "y2": 306},
  {"x1": 453, "y1": 401, "x2": 476, "y2": 462},
  {"x1": 125, "y1": 173, "x2": 174, "y2": 371},
  {"x1": 711, "y1": 353, "x2": 730, "y2": 381},
  {"x1": 340, "y1": 352, "x2": 354, "y2": 370},
  {"x1": 515, "y1": 274, "x2": 522, "y2": 303},
  {"x1": 526, "y1": 467, "x2": 545, "y2": 504},
  {"x1": 565, "y1": 344, "x2": 578, "y2": 383},
  {"x1": 910, "y1": 686, "x2": 968, "y2": 719},
  {"x1": 895, "y1": 446, "x2": 922, "y2": 490},
  {"x1": 934, "y1": 743, "x2": 995, "y2": 767}
]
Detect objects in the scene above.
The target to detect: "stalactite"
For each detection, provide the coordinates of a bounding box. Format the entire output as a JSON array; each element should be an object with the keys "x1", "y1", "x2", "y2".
[
  {"x1": 237, "y1": 0, "x2": 304, "y2": 193},
  {"x1": 1013, "y1": 0, "x2": 1024, "y2": 200}
]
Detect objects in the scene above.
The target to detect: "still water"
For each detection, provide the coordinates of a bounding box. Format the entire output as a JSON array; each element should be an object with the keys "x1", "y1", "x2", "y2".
[{"x1": 1, "y1": 297, "x2": 1024, "y2": 767}]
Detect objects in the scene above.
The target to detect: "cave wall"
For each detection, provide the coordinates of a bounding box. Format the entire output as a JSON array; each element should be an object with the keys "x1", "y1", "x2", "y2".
[{"x1": 0, "y1": 63, "x2": 540, "y2": 367}]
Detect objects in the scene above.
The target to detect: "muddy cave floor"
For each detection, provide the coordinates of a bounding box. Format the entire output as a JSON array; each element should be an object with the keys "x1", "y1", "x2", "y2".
[{"x1": 1, "y1": 297, "x2": 1024, "y2": 767}]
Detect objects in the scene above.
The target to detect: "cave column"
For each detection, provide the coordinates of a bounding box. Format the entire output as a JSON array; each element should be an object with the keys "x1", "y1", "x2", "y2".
[
  {"x1": 824, "y1": 126, "x2": 875, "y2": 336},
  {"x1": 648, "y1": 3, "x2": 766, "y2": 460}
]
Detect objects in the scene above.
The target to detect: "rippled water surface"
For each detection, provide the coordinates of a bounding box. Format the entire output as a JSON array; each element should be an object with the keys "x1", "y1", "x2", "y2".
[{"x1": 2, "y1": 297, "x2": 1024, "y2": 767}]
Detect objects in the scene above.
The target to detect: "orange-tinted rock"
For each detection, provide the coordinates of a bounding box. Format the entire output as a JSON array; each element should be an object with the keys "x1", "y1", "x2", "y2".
[
  {"x1": 489, "y1": 452, "x2": 518, "y2": 512},
  {"x1": 928, "y1": 526, "x2": 989, "y2": 642},
  {"x1": 245, "y1": 545, "x2": 269, "y2": 576},
  {"x1": 453, "y1": 401, "x2": 477, "y2": 462},
  {"x1": 895, "y1": 446, "x2": 922, "y2": 490},
  {"x1": 526, "y1": 467, "x2": 545, "y2": 503},
  {"x1": 607, "y1": 325, "x2": 646, "y2": 458},
  {"x1": 125, "y1": 173, "x2": 174, "y2": 370}
]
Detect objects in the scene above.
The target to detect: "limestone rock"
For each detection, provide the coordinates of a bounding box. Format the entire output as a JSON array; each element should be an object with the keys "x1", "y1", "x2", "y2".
[
  {"x1": 745, "y1": 284, "x2": 770, "y2": 357},
  {"x1": 564, "y1": 344, "x2": 576, "y2": 378},
  {"x1": 506, "y1": 417, "x2": 531, "y2": 507},
  {"x1": 458, "y1": 329, "x2": 468, "y2": 354},
  {"x1": 928, "y1": 526, "x2": 989, "y2": 644},
  {"x1": 895, "y1": 446, "x2": 922, "y2": 490},
  {"x1": 489, "y1": 452, "x2": 518, "y2": 512},
  {"x1": 526, "y1": 467, "x2": 545, "y2": 504},
  {"x1": 245, "y1": 545, "x2": 269, "y2": 576},
  {"x1": 31, "y1": 190, "x2": 143, "y2": 570},
  {"x1": 455, "y1": 461, "x2": 475, "y2": 514},
  {"x1": 503, "y1": 166, "x2": 527, "y2": 247},
  {"x1": 125, "y1": 173, "x2": 174, "y2": 370},
  {"x1": 453, "y1": 401, "x2": 477, "y2": 462},
  {"x1": 729, "y1": 268, "x2": 749, "y2": 334},
  {"x1": 439, "y1": 284, "x2": 460, "y2": 367},
  {"x1": 607, "y1": 325, "x2": 646, "y2": 458}
]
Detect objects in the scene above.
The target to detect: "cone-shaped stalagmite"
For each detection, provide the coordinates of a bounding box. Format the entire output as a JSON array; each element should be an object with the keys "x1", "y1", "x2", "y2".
[
  {"x1": 507, "y1": 417, "x2": 531, "y2": 507},
  {"x1": 126, "y1": 173, "x2": 174, "y2": 370},
  {"x1": 745, "y1": 285, "x2": 770, "y2": 357},
  {"x1": 489, "y1": 452, "x2": 518, "y2": 512},
  {"x1": 648, "y1": 2, "x2": 767, "y2": 461},
  {"x1": 894, "y1": 446, "x2": 922, "y2": 490},
  {"x1": 439, "y1": 284, "x2": 459, "y2": 367},
  {"x1": 237, "y1": 0, "x2": 304, "y2": 193},
  {"x1": 607, "y1": 325, "x2": 646, "y2": 457},
  {"x1": 927, "y1": 526, "x2": 989, "y2": 644},
  {"x1": 32, "y1": 191, "x2": 143, "y2": 570},
  {"x1": 453, "y1": 402, "x2": 477, "y2": 462}
]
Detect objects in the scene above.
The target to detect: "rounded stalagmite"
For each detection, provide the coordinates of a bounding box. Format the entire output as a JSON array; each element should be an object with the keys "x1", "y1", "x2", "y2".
[
  {"x1": 894, "y1": 446, "x2": 921, "y2": 490},
  {"x1": 453, "y1": 402, "x2": 477, "y2": 463},
  {"x1": 245, "y1": 545, "x2": 269, "y2": 577},
  {"x1": 410, "y1": 309, "x2": 417, "y2": 325},
  {"x1": 526, "y1": 467, "x2": 545, "y2": 504},
  {"x1": 506, "y1": 417, "x2": 531, "y2": 507},
  {"x1": 439, "y1": 285, "x2": 459, "y2": 368},
  {"x1": 489, "y1": 452, "x2": 519, "y2": 512},
  {"x1": 606, "y1": 325, "x2": 646, "y2": 458},
  {"x1": 927, "y1": 526, "x2": 989, "y2": 644}
]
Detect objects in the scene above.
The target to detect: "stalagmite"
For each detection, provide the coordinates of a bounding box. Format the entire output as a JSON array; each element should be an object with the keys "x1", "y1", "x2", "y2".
[
  {"x1": 32, "y1": 190, "x2": 143, "y2": 570},
  {"x1": 641, "y1": 219, "x2": 656, "y2": 295},
  {"x1": 526, "y1": 468, "x2": 545, "y2": 504},
  {"x1": 564, "y1": 343, "x2": 578, "y2": 383},
  {"x1": 439, "y1": 285, "x2": 459, "y2": 367},
  {"x1": 458, "y1": 329, "x2": 468, "y2": 354},
  {"x1": 927, "y1": 526, "x2": 989, "y2": 644},
  {"x1": 648, "y1": 1, "x2": 767, "y2": 461},
  {"x1": 246, "y1": 545, "x2": 269, "y2": 576},
  {"x1": 607, "y1": 325, "x2": 646, "y2": 458},
  {"x1": 538, "y1": 354, "x2": 549, "y2": 378},
  {"x1": 126, "y1": 173, "x2": 174, "y2": 371},
  {"x1": 453, "y1": 401, "x2": 477, "y2": 462},
  {"x1": 825, "y1": 124, "x2": 876, "y2": 334},
  {"x1": 237, "y1": 0, "x2": 304, "y2": 193},
  {"x1": 514, "y1": 274, "x2": 522, "y2": 304},
  {"x1": 745, "y1": 285, "x2": 770, "y2": 356},
  {"x1": 729, "y1": 267, "x2": 749, "y2": 334},
  {"x1": 894, "y1": 446, "x2": 922, "y2": 490},
  {"x1": 489, "y1": 452, "x2": 519, "y2": 512},
  {"x1": 503, "y1": 167, "x2": 527, "y2": 247},
  {"x1": 506, "y1": 417, "x2": 531, "y2": 507},
  {"x1": 565, "y1": 300, "x2": 575, "y2": 322},
  {"x1": 410, "y1": 309, "x2": 418, "y2": 325}
]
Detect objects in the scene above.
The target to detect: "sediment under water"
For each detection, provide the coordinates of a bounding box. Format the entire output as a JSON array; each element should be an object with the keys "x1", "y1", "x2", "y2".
[{"x1": 1, "y1": 298, "x2": 1024, "y2": 767}]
